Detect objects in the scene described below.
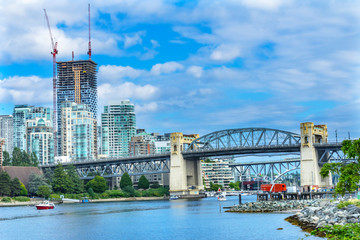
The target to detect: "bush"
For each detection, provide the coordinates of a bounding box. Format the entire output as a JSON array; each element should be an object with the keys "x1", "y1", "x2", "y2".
[
  {"x1": 1, "y1": 197, "x2": 12, "y2": 203},
  {"x1": 50, "y1": 194, "x2": 61, "y2": 201},
  {"x1": 13, "y1": 196, "x2": 30, "y2": 202},
  {"x1": 150, "y1": 183, "x2": 160, "y2": 189},
  {"x1": 312, "y1": 223, "x2": 360, "y2": 239},
  {"x1": 123, "y1": 186, "x2": 135, "y2": 197},
  {"x1": 337, "y1": 200, "x2": 360, "y2": 209}
]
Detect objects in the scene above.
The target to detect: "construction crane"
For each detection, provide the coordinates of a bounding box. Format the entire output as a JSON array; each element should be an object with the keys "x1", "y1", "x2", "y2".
[
  {"x1": 87, "y1": 3, "x2": 92, "y2": 59},
  {"x1": 44, "y1": 9, "x2": 58, "y2": 157}
]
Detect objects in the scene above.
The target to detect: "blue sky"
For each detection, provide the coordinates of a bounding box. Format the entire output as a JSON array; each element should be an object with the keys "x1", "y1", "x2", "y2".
[{"x1": 0, "y1": 0, "x2": 359, "y2": 140}]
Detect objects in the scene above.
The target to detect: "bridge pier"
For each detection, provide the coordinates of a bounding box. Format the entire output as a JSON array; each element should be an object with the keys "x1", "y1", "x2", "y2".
[
  {"x1": 169, "y1": 133, "x2": 204, "y2": 196},
  {"x1": 300, "y1": 122, "x2": 332, "y2": 188}
]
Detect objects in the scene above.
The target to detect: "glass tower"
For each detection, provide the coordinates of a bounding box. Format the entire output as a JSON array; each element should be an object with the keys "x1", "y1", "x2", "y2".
[
  {"x1": 0, "y1": 115, "x2": 13, "y2": 154},
  {"x1": 26, "y1": 118, "x2": 54, "y2": 164},
  {"x1": 101, "y1": 101, "x2": 136, "y2": 157},
  {"x1": 60, "y1": 101, "x2": 97, "y2": 161},
  {"x1": 56, "y1": 60, "x2": 97, "y2": 155},
  {"x1": 13, "y1": 105, "x2": 52, "y2": 151}
]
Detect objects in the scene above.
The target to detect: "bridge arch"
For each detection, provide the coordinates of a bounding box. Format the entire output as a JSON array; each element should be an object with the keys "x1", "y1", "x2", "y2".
[{"x1": 187, "y1": 128, "x2": 301, "y2": 151}]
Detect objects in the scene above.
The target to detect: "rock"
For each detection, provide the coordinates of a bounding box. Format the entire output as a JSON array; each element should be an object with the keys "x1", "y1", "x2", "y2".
[
  {"x1": 317, "y1": 221, "x2": 327, "y2": 228},
  {"x1": 276, "y1": 228, "x2": 283, "y2": 230}
]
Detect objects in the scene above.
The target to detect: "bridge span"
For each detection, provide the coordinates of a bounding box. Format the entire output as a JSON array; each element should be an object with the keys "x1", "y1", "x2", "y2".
[{"x1": 40, "y1": 122, "x2": 346, "y2": 197}]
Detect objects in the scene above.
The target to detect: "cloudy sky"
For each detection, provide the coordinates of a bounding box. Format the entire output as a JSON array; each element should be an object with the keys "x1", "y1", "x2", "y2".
[{"x1": 0, "y1": 0, "x2": 359, "y2": 139}]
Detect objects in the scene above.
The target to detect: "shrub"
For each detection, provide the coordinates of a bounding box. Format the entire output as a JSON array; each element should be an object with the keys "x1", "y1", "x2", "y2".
[
  {"x1": 13, "y1": 196, "x2": 30, "y2": 202},
  {"x1": 312, "y1": 223, "x2": 360, "y2": 239},
  {"x1": 150, "y1": 183, "x2": 160, "y2": 189},
  {"x1": 123, "y1": 186, "x2": 135, "y2": 197},
  {"x1": 1, "y1": 197, "x2": 12, "y2": 203}
]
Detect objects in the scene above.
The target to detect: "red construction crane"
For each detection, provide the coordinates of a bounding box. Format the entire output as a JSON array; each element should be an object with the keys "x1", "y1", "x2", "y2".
[
  {"x1": 44, "y1": 9, "x2": 58, "y2": 157},
  {"x1": 87, "y1": 3, "x2": 92, "y2": 59}
]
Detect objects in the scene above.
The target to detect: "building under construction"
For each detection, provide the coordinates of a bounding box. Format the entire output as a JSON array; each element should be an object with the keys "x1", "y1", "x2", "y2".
[{"x1": 56, "y1": 59, "x2": 97, "y2": 156}]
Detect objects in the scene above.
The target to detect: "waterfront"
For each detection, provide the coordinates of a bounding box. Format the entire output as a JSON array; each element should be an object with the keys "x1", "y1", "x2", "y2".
[{"x1": 0, "y1": 195, "x2": 321, "y2": 240}]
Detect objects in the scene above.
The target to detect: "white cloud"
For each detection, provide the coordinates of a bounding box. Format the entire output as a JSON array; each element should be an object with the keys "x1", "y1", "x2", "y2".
[
  {"x1": 150, "y1": 61, "x2": 184, "y2": 75},
  {"x1": 0, "y1": 76, "x2": 52, "y2": 104},
  {"x1": 241, "y1": 0, "x2": 290, "y2": 11},
  {"x1": 124, "y1": 31, "x2": 146, "y2": 48},
  {"x1": 136, "y1": 102, "x2": 158, "y2": 113},
  {"x1": 98, "y1": 82, "x2": 159, "y2": 102},
  {"x1": 187, "y1": 66, "x2": 203, "y2": 78},
  {"x1": 98, "y1": 65, "x2": 145, "y2": 83},
  {"x1": 210, "y1": 44, "x2": 242, "y2": 61}
]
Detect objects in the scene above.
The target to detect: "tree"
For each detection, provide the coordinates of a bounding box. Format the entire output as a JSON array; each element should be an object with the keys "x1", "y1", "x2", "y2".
[
  {"x1": 320, "y1": 139, "x2": 360, "y2": 196},
  {"x1": 21, "y1": 150, "x2": 31, "y2": 166},
  {"x1": 12, "y1": 147, "x2": 22, "y2": 166},
  {"x1": 2, "y1": 151, "x2": 11, "y2": 166},
  {"x1": 11, "y1": 178, "x2": 22, "y2": 197},
  {"x1": 0, "y1": 171, "x2": 11, "y2": 196},
  {"x1": 52, "y1": 164, "x2": 71, "y2": 193},
  {"x1": 30, "y1": 152, "x2": 38, "y2": 167},
  {"x1": 85, "y1": 175, "x2": 107, "y2": 193},
  {"x1": 138, "y1": 175, "x2": 149, "y2": 189},
  {"x1": 19, "y1": 182, "x2": 28, "y2": 196},
  {"x1": 37, "y1": 185, "x2": 51, "y2": 199},
  {"x1": 120, "y1": 172, "x2": 133, "y2": 189},
  {"x1": 87, "y1": 187, "x2": 95, "y2": 199},
  {"x1": 28, "y1": 173, "x2": 50, "y2": 195},
  {"x1": 66, "y1": 165, "x2": 83, "y2": 194}
]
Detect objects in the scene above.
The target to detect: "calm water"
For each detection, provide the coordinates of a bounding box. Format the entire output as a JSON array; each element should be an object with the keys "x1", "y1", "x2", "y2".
[{"x1": 0, "y1": 195, "x2": 321, "y2": 240}]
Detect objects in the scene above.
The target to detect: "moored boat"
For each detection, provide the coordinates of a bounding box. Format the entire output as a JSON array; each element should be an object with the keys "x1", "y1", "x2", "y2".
[{"x1": 36, "y1": 201, "x2": 55, "y2": 210}]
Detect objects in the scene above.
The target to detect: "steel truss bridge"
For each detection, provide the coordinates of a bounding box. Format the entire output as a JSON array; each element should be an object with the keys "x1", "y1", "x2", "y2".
[
  {"x1": 40, "y1": 128, "x2": 346, "y2": 179},
  {"x1": 41, "y1": 154, "x2": 171, "y2": 179}
]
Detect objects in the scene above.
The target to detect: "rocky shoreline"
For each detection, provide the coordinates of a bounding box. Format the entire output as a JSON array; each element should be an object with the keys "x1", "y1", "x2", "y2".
[
  {"x1": 226, "y1": 199, "x2": 322, "y2": 213},
  {"x1": 285, "y1": 199, "x2": 360, "y2": 232}
]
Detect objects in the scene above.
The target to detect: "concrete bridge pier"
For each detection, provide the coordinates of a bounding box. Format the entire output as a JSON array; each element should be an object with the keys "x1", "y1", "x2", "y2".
[
  {"x1": 169, "y1": 133, "x2": 204, "y2": 196},
  {"x1": 300, "y1": 122, "x2": 332, "y2": 189}
]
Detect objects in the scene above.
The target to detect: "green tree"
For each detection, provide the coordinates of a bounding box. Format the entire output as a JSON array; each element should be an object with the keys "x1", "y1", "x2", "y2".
[
  {"x1": 37, "y1": 185, "x2": 52, "y2": 199},
  {"x1": 120, "y1": 172, "x2": 133, "y2": 189},
  {"x1": 11, "y1": 178, "x2": 22, "y2": 197},
  {"x1": 2, "y1": 151, "x2": 11, "y2": 166},
  {"x1": 52, "y1": 164, "x2": 71, "y2": 193},
  {"x1": 12, "y1": 147, "x2": 22, "y2": 166},
  {"x1": 30, "y1": 152, "x2": 38, "y2": 167},
  {"x1": 320, "y1": 139, "x2": 360, "y2": 196},
  {"x1": 0, "y1": 171, "x2": 11, "y2": 196},
  {"x1": 87, "y1": 187, "x2": 95, "y2": 199},
  {"x1": 19, "y1": 182, "x2": 28, "y2": 196},
  {"x1": 138, "y1": 175, "x2": 149, "y2": 189},
  {"x1": 85, "y1": 175, "x2": 107, "y2": 193},
  {"x1": 66, "y1": 165, "x2": 83, "y2": 193},
  {"x1": 21, "y1": 150, "x2": 31, "y2": 166},
  {"x1": 28, "y1": 173, "x2": 50, "y2": 195}
]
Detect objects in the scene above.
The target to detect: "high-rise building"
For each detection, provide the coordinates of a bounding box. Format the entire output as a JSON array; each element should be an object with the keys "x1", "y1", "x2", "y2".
[
  {"x1": 0, "y1": 115, "x2": 13, "y2": 154},
  {"x1": 56, "y1": 60, "x2": 97, "y2": 155},
  {"x1": 26, "y1": 118, "x2": 54, "y2": 164},
  {"x1": 60, "y1": 101, "x2": 97, "y2": 161},
  {"x1": 129, "y1": 132, "x2": 156, "y2": 156},
  {"x1": 13, "y1": 105, "x2": 52, "y2": 151},
  {"x1": 201, "y1": 158, "x2": 234, "y2": 189},
  {"x1": 101, "y1": 101, "x2": 136, "y2": 157}
]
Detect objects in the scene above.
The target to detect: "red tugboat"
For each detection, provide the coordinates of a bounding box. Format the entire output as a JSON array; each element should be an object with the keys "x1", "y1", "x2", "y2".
[{"x1": 36, "y1": 201, "x2": 55, "y2": 210}]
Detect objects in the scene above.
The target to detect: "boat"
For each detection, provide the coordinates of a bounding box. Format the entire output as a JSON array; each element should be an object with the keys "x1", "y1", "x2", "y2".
[
  {"x1": 36, "y1": 201, "x2": 55, "y2": 210},
  {"x1": 217, "y1": 188, "x2": 227, "y2": 201},
  {"x1": 170, "y1": 195, "x2": 179, "y2": 200},
  {"x1": 218, "y1": 192, "x2": 227, "y2": 201},
  {"x1": 80, "y1": 197, "x2": 89, "y2": 203}
]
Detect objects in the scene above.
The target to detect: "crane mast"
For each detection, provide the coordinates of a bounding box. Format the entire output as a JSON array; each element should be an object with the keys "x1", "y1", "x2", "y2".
[
  {"x1": 44, "y1": 9, "x2": 58, "y2": 158},
  {"x1": 88, "y1": 3, "x2": 92, "y2": 59}
]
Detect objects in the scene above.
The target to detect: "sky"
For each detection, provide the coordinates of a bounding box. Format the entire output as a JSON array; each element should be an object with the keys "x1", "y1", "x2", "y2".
[{"x1": 0, "y1": 0, "x2": 359, "y2": 140}]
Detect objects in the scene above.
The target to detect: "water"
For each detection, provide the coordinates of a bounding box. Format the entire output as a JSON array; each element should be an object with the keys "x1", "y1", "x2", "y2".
[{"x1": 0, "y1": 196, "x2": 321, "y2": 240}]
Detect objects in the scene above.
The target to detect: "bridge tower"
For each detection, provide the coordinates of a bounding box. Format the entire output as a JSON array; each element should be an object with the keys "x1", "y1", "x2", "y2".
[
  {"x1": 169, "y1": 133, "x2": 204, "y2": 196},
  {"x1": 300, "y1": 122, "x2": 332, "y2": 189}
]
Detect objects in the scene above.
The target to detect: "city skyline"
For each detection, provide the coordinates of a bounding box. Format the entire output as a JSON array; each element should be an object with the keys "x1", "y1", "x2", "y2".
[{"x1": 0, "y1": 0, "x2": 359, "y2": 139}]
